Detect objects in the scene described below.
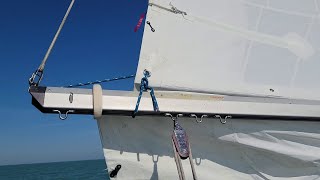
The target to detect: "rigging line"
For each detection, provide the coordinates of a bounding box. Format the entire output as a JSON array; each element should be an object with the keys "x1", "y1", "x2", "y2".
[
  {"x1": 39, "y1": 0, "x2": 75, "y2": 71},
  {"x1": 29, "y1": 0, "x2": 75, "y2": 86},
  {"x1": 65, "y1": 74, "x2": 136, "y2": 88},
  {"x1": 132, "y1": 70, "x2": 159, "y2": 117}
]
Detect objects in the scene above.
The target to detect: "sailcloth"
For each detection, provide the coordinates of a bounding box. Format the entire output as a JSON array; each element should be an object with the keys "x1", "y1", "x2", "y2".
[
  {"x1": 98, "y1": 0, "x2": 320, "y2": 179},
  {"x1": 98, "y1": 116, "x2": 320, "y2": 179},
  {"x1": 135, "y1": 0, "x2": 320, "y2": 99}
]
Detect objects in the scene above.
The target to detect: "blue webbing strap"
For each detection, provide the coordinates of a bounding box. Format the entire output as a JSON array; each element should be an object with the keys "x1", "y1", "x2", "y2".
[{"x1": 132, "y1": 70, "x2": 159, "y2": 118}]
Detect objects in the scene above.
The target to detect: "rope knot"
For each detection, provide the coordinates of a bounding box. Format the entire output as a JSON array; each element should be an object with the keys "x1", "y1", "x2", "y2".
[
  {"x1": 140, "y1": 77, "x2": 149, "y2": 92},
  {"x1": 132, "y1": 70, "x2": 159, "y2": 118},
  {"x1": 143, "y1": 69, "x2": 151, "y2": 78}
]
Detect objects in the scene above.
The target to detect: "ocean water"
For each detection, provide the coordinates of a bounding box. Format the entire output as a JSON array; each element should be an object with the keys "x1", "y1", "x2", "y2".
[{"x1": 0, "y1": 159, "x2": 109, "y2": 180}]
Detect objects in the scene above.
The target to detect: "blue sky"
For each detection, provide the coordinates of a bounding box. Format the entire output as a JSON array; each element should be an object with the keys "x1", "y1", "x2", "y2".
[{"x1": 0, "y1": 0, "x2": 147, "y2": 166}]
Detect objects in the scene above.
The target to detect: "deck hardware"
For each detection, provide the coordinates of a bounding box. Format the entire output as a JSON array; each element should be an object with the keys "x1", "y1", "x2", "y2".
[
  {"x1": 137, "y1": 153, "x2": 140, "y2": 161},
  {"x1": 53, "y1": 110, "x2": 74, "y2": 120},
  {"x1": 215, "y1": 115, "x2": 226, "y2": 124},
  {"x1": 215, "y1": 115, "x2": 232, "y2": 124},
  {"x1": 225, "y1": 115, "x2": 232, "y2": 123},
  {"x1": 133, "y1": 70, "x2": 159, "y2": 117},
  {"x1": 166, "y1": 113, "x2": 198, "y2": 180},
  {"x1": 149, "y1": 3, "x2": 187, "y2": 16},
  {"x1": 170, "y1": 3, "x2": 187, "y2": 15},
  {"x1": 109, "y1": 164, "x2": 122, "y2": 178},
  {"x1": 165, "y1": 113, "x2": 183, "y2": 122},
  {"x1": 152, "y1": 155, "x2": 159, "y2": 163},
  {"x1": 200, "y1": 115, "x2": 208, "y2": 123},
  {"x1": 146, "y1": 21, "x2": 155, "y2": 32},
  {"x1": 165, "y1": 113, "x2": 174, "y2": 119},
  {"x1": 190, "y1": 114, "x2": 198, "y2": 123},
  {"x1": 214, "y1": 115, "x2": 223, "y2": 124},
  {"x1": 69, "y1": 92, "x2": 73, "y2": 103},
  {"x1": 29, "y1": 69, "x2": 44, "y2": 87},
  {"x1": 195, "y1": 158, "x2": 201, "y2": 165}
]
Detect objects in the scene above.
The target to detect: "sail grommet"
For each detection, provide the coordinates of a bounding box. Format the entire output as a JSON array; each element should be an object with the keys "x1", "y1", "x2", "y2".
[{"x1": 93, "y1": 84, "x2": 103, "y2": 119}]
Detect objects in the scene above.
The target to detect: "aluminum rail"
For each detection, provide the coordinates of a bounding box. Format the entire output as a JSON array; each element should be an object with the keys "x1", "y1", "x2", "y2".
[{"x1": 29, "y1": 86, "x2": 320, "y2": 120}]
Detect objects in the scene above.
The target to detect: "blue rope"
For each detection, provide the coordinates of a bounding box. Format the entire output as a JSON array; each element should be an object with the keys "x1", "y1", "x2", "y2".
[
  {"x1": 65, "y1": 74, "x2": 136, "y2": 88},
  {"x1": 132, "y1": 70, "x2": 159, "y2": 118}
]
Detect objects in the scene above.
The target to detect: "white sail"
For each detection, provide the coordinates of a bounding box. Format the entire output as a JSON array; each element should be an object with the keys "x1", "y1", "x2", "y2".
[
  {"x1": 135, "y1": 0, "x2": 320, "y2": 99},
  {"x1": 98, "y1": 116, "x2": 320, "y2": 179},
  {"x1": 97, "y1": 1, "x2": 320, "y2": 179}
]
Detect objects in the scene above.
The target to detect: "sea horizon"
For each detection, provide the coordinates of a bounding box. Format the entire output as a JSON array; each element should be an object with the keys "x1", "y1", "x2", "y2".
[
  {"x1": 0, "y1": 158, "x2": 105, "y2": 167},
  {"x1": 0, "y1": 159, "x2": 109, "y2": 179}
]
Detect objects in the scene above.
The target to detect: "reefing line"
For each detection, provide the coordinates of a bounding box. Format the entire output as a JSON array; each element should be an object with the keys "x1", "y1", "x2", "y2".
[{"x1": 149, "y1": 3, "x2": 315, "y2": 59}]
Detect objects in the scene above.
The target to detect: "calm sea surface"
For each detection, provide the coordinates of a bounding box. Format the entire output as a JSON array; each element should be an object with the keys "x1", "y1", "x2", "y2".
[{"x1": 0, "y1": 159, "x2": 109, "y2": 180}]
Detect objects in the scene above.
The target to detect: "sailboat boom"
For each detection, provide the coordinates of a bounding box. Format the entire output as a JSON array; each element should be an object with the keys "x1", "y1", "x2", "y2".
[{"x1": 29, "y1": 86, "x2": 320, "y2": 120}]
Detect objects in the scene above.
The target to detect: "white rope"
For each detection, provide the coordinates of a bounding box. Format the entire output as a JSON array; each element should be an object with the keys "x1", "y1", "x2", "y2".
[
  {"x1": 38, "y1": 0, "x2": 75, "y2": 71},
  {"x1": 188, "y1": 144, "x2": 198, "y2": 180},
  {"x1": 172, "y1": 138, "x2": 198, "y2": 180},
  {"x1": 172, "y1": 139, "x2": 185, "y2": 180}
]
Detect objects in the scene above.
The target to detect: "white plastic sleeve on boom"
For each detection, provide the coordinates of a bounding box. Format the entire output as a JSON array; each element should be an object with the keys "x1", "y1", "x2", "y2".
[{"x1": 93, "y1": 84, "x2": 103, "y2": 119}]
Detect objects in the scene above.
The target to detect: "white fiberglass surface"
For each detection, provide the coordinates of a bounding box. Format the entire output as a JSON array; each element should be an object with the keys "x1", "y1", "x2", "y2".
[{"x1": 135, "y1": 0, "x2": 320, "y2": 99}]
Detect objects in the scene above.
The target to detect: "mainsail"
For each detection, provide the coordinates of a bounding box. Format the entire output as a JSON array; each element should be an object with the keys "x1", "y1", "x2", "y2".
[
  {"x1": 135, "y1": 0, "x2": 320, "y2": 99},
  {"x1": 99, "y1": 0, "x2": 320, "y2": 179},
  {"x1": 100, "y1": 116, "x2": 320, "y2": 179}
]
